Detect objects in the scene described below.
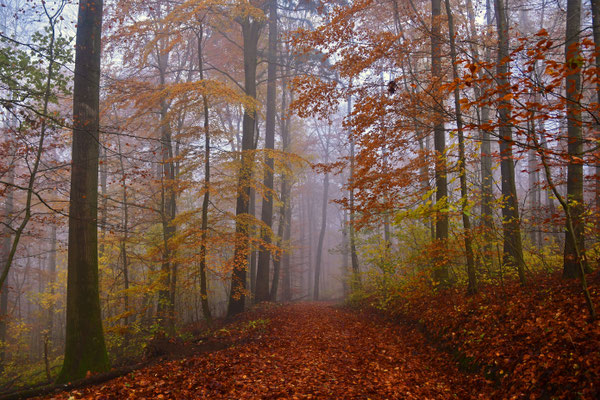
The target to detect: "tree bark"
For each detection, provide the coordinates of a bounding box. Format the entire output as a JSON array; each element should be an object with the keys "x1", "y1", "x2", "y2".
[
  {"x1": 228, "y1": 16, "x2": 262, "y2": 316},
  {"x1": 57, "y1": 0, "x2": 110, "y2": 382},
  {"x1": 47, "y1": 225, "x2": 57, "y2": 346},
  {"x1": 494, "y1": 0, "x2": 526, "y2": 284},
  {"x1": 156, "y1": 44, "x2": 177, "y2": 331},
  {"x1": 116, "y1": 134, "x2": 130, "y2": 328},
  {"x1": 591, "y1": 0, "x2": 600, "y2": 259},
  {"x1": 445, "y1": 0, "x2": 477, "y2": 294},
  {"x1": 0, "y1": 169, "x2": 13, "y2": 373},
  {"x1": 563, "y1": 0, "x2": 587, "y2": 278},
  {"x1": 270, "y1": 84, "x2": 292, "y2": 301},
  {"x1": 348, "y1": 93, "x2": 361, "y2": 288},
  {"x1": 256, "y1": 0, "x2": 278, "y2": 303},
  {"x1": 197, "y1": 25, "x2": 212, "y2": 322},
  {"x1": 431, "y1": 0, "x2": 449, "y2": 284},
  {"x1": 282, "y1": 197, "x2": 293, "y2": 302},
  {"x1": 314, "y1": 170, "x2": 329, "y2": 301}
]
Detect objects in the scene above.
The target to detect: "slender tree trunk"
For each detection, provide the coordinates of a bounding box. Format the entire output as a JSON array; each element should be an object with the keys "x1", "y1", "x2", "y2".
[
  {"x1": 591, "y1": 0, "x2": 600, "y2": 254},
  {"x1": 282, "y1": 198, "x2": 292, "y2": 301},
  {"x1": 341, "y1": 210, "x2": 350, "y2": 297},
  {"x1": 270, "y1": 118, "x2": 291, "y2": 301},
  {"x1": 445, "y1": 0, "x2": 477, "y2": 293},
  {"x1": 314, "y1": 171, "x2": 329, "y2": 301},
  {"x1": 256, "y1": 0, "x2": 278, "y2": 302},
  {"x1": 47, "y1": 225, "x2": 57, "y2": 346},
  {"x1": 197, "y1": 25, "x2": 212, "y2": 322},
  {"x1": 0, "y1": 169, "x2": 13, "y2": 373},
  {"x1": 228, "y1": 17, "x2": 262, "y2": 316},
  {"x1": 494, "y1": 0, "x2": 526, "y2": 284},
  {"x1": 477, "y1": 0, "x2": 495, "y2": 263},
  {"x1": 57, "y1": 0, "x2": 110, "y2": 382},
  {"x1": 99, "y1": 146, "x2": 107, "y2": 256},
  {"x1": 563, "y1": 0, "x2": 587, "y2": 278},
  {"x1": 307, "y1": 195, "x2": 314, "y2": 298},
  {"x1": 116, "y1": 135, "x2": 130, "y2": 328},
  {"x1": 348, "y1": 94, "x2": 360, "y2": 288},
  {"x1": 431, "y1": 0, "x2": 449, "y2": 284}
]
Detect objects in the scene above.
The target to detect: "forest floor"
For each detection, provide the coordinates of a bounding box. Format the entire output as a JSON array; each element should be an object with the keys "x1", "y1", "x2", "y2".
[{"x1": 36, "y1": 302, "x2": 493, "y2": 400}]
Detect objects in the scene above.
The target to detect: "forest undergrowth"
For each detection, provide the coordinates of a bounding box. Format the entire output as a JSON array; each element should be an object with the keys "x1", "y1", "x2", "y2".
[
  {"x1": 0, "y1": 273, "x2": 596, "y2": 399},
  {"x1": 353, "y1": 272, "x2": 600, "y2": 399}
]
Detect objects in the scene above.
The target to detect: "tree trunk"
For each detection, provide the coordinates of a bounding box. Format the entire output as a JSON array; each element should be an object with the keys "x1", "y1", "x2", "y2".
[
  {"x1": 99, "y1": 146, "x2": 107, "y2": 257},
  {"x1": 57, "y1": 0, "x2": 110, "y2": 382},
  {"x1": 477, "y1": 0, "x2": 495, "y2": 263},
  {"x1": 116, "y1": 135, "x2": 130, "y2": 328},
  {"x1": 431, "y1": 0, "x2": 449, "y2": 284},
  {"x1": 282, "y1": 197, "x2": 292, "y2": 301},
  {"x1": 563, "y1": 0, "x2": 587, "y2": 278},
  {"x1": 445, "y1": 0, "x2": 477, "y2": 294},
  {"x1": 270, "y1": 79, "x2": 292, "y2": 301},
  {"x1": 314, "y1": 171, "x2": 329, "y2": 301},
  {"x1": 47, "y1": 225, "x2": 57, "y2": 347},
  {"x1": 591, "y1": 0, "x2": 600, "y2": 258},
  {"x1": 348, "y1": 94, "x2": 360, "y2": 288},
  {"x1": 0, "y1": 169, "x2": 13, "y2": 373},
  {"x1": 197, "y1": 25, "x2": 212, "y2": 322},
  {"x1": 494, "y1": 0, "x2": 526, "y2": 284},
  {"x1": 228, "y1": 17, "x2": 261, "y2": 317},
  {"x1": 256, "y1": 0, "x2": 278, "y2": 303}
]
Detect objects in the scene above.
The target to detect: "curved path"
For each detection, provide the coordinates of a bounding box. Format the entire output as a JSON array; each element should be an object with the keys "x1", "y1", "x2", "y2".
[{"x1": 45, "y1": 303, "x2": 492, "y2": 399}]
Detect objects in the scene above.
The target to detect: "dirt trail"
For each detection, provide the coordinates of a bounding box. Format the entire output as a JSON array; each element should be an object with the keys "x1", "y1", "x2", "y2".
[{"x1": 44, "y1": 303, "x2": 492, "y2": 399}]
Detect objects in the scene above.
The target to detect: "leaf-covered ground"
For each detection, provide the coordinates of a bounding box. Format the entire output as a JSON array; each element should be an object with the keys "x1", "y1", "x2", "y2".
[
  {"x1": 363, "y1": 274, "x2": 600, "y2": 399},
  {"x1": 40, "y1": 303, "x2": 493, "y2": 399}
]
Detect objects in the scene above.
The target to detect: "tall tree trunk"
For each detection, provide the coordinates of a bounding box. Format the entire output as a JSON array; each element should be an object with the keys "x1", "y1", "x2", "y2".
[
  {"x1": 475, "y1": 0, "x2": 495, "y2": 263},
  {"x1": 99, "y1": 146, "x2": 107, "y2": 256},
  {"x1": 591, "y1": 0, "x2": 600, "y2": 255},
  {"x1": 445, "y1": 0, "x2": 477, "y2": 293},
  {"x1": 307, "y1": 195, "x2": 314, "y2": 299},
  {"x1": 0, "y1": 169, "x2": 13, "y2": 373},
  {"x1": 256, "y1": 0, "x2": 278, "y2": 302},
  {"x1": 494, "y1": 0, "x2": 526, "y2": 284},
  {"x1": 228, "y1": 17, "x2": 262, "y2": 316},
  {"x1": 563, "y1": 0, "x2": 587, "y2": 278},
  {"x1": 270, "y1": 87, "x2": 292, "y2": 301},
  {"x1": 117, "y1": 135, "x2": 129, "y2": 328},
  {"x1": 341, "y1": 210, "x2": 350, "y2": 297},
  {"x1": 282, "y1": 197, "x2": 292, "y2": 301},
  {"x1": 47, "y1": 225, "x2": 57, "y2": 346},
  {"x1": 57, "y1": 0, "x2": 109, "y2": 382},
  {"x1": 314, "y1": 170, "x2": 329, "y2": 301},
  {"x1": 431, "y1": 0, "x2": 449, "y2": 284},
  {"x1": 528, "y1": 146, "x2": 541, "y2": 248},
  {"x1": 197, "y1": 25, "x2": 212, "y2": 322},
  {"x1": 348, "y1": 94, "x2": 360, "y2": 288}
]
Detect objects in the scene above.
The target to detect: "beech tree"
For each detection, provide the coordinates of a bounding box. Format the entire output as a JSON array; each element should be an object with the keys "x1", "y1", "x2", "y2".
[
  {"x1": 228, "y1": 5, "x2": 263, "y2": 317},
  {"x1": 494, "y1": 0, "x2": 525, "y2": 284},
  {"x1": 57, "y1": 0, "x2": 110, "y2": 382},
  {"x1": 563, "y1": 0, "x2": 586, "y2": 278}
]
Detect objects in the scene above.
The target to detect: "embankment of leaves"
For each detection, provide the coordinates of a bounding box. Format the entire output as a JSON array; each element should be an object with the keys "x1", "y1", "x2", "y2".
[
  {"x1": 356, "y1": 273, "x2": 600, "y2": 399},
  {"x1": 0, "y1": 303, "x2": 277, "y2": 400}
]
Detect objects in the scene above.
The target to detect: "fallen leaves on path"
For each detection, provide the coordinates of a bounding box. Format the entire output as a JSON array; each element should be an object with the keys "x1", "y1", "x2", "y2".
[{"x1": 43, "y1": 303, "x2": 492, "y2": 399}]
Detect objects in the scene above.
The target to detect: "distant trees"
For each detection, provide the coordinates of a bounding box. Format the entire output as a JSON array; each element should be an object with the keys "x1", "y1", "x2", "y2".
[{"x1": 291, "y1": 0, "x2": 599, "y2": 319}]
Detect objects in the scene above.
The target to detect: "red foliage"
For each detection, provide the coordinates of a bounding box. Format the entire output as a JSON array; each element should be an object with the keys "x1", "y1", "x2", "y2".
[
  {"x1": 41, "y1": 303, "x2": 492, "y2": 399},
  {"x1": 377, "y1": 274, "x2": 600, "y2": 399}
]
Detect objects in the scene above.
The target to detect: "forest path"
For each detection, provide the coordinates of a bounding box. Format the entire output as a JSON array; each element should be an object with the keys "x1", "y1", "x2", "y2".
[{"x1": 47, "y1": 303, "x2": 493, "y2": 399}]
